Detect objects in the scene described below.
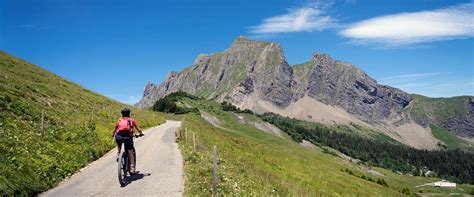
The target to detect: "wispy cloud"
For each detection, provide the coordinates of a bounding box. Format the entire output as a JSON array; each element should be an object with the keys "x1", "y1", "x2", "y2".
[
  {"x1": 106, "y1": 95, "x2": 141, "y2": 105},
  {"x1": 396, "y1": 79, "x2": 474, "y2": 97},
  {"x1": 378, "y1": 72, "x2": 473, "y2": 97},
  {"x1": 339, "y1": 1, "x2": 474, "y2": 47},
  {"x1": 380, "y1": 72, "x2": 452, "y2": 80},
  {"x1": 248, "y1": 1, "x2": 337, "y2": 35}
]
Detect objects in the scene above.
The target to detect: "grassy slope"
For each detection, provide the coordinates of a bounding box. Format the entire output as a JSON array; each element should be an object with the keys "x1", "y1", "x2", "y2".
[
  {"x1": 410, "y1": 94, "x2": 469, "y2": 124},
  {"x1": 166, "y1": 98, "x2": 474, "y2": 196},
  {"x1": 430, "y1": 125, "x2": 468, "y2": 149},
  {"x1": 410, "y1": 94, "x2": 472, "y2": 149},
  {"x1": 0, "y1": 51, "x2": 165, "y2": 195}
]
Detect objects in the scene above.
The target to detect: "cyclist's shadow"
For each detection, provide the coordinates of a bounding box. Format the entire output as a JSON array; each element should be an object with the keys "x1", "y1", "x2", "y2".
[{"x1": 121, "y1": 171, "x2": 151, "y2": 187}]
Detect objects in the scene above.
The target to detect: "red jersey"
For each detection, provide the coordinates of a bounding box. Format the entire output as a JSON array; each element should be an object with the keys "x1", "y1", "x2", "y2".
[{"x1": 114, "y1": 117, "x2": 138, "y2": 136}]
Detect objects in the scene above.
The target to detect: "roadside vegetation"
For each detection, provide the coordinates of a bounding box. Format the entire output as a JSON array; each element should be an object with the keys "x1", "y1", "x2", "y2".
[
  {"x1": 0, "y1": 51, "x2": 165, "y2": 195},
  {"x1": 162, "y1": 96, "x2": 474, "y2": 196}
]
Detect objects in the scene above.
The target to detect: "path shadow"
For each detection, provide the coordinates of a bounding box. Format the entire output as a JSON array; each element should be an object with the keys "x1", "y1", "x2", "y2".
[{"x1": 121, "y1": 171, "x2": 152, "y2": 187}]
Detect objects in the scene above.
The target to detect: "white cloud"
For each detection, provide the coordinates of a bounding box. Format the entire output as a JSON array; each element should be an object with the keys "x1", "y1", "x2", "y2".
[
  {"x1": 249, "y1": 2, "x2": 336, "y2": 34},
  {"x1": 122, "y1": 96, "x2": 140, "y2": 105},
  {"x1": 339, "y1": 1, "x2": 474, "y2": 46},
  {"x1": 380, "y1": 72, "x2": 452, "y2": 80}
]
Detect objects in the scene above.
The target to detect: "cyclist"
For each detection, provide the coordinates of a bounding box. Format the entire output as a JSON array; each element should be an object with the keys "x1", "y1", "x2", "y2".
[{"x1": 113, "y1": 108, "x2": 144, "y2": 174}]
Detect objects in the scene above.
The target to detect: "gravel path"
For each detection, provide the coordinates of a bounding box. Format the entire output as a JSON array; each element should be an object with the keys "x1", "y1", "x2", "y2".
[{"x1": 41, "y1": 120, "x2": 183, "y2": 197}]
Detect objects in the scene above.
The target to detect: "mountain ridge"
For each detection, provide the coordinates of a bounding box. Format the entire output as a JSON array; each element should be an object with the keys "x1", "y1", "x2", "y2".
[{"x1": 137, "y1": 37, "x2": 473, "y2": 148}]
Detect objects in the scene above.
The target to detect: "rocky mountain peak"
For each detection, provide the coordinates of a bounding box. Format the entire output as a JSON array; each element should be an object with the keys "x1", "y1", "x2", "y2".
[
  {"x1": 137, "y1": 37, "x2": 412, "y2": 124},
  {"x1": 167, "y1": 71, "x2": 178, "y2": 79},
  {"x1": 194, "y1": 54, "x2": 210, "y2": 65},
  {"x1": 142, "y1": 81, "x2": 157, "y2": 98},
  {"x1": 312, "y1": 52, "x2": 332, "y2": 62},
  {"x1": 227, "y1": 36, "x2": 273, "y2": 53}
]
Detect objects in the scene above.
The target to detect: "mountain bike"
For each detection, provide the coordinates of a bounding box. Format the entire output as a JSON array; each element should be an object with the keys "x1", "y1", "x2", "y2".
[{"x1": 117, "y1": 134, "x2": 143, "y2": 187}]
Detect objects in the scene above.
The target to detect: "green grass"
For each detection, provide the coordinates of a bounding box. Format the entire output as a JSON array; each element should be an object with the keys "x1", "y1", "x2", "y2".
[
  {"x1": 165, "y1": 98, "x2": 474, "y2": 196},
  {"x1": 430, "y1": 125, "x2": 467, "y2": 149},
  {"x1": 410, "y1": 94, "x2": 471, "y2": 127},
  {"x1": 0, "y1": 51, "x2": 165, "y2": 195}
]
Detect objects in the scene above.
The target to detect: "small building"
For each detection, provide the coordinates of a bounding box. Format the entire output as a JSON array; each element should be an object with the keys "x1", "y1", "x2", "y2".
[{"x1": 434, "y1": 181, "x2": 456, "y2": 188}]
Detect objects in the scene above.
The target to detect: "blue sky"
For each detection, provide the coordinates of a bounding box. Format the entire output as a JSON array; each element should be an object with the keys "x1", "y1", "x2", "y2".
[{"x1": 1, "y1": 0, "x2": 473, "y2": 104}]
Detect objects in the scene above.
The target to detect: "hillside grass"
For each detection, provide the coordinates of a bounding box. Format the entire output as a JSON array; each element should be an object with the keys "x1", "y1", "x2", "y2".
[
  {"x1": 0, "y1": 51, "x2": 165, "y2": 195},
  {"x1": 165, "y1": 98, "x2": 474, "y2": 196},
  {"x1": 410, "y1": 94, "x2": 470, "y2": 126},
  {"x1": 430, "y1": 125, "x2": 468, "y2": 149}
]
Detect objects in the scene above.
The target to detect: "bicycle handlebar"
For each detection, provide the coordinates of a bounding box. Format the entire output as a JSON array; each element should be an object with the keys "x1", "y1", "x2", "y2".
[
  {"x1": 112, "y1": 133, "x2": 144, "y2": 138},
  {"x1": 134, "y1": 133, "x2": 144, "y2": 138}
]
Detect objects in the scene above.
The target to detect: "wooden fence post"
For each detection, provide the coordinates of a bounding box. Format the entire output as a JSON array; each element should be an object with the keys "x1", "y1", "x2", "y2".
[
  {"x1": 213, "y1": 145, "x2": 217, "y2": 196},
  {"x1": 41, "y1": 110, "x2": 44, "y2": 134},
  {"x1": 193, "y1": 133, "x2": 196, "y2": 151},
  {"x1": 185, "y1": 128, "x2": 188, "y2": 143}
]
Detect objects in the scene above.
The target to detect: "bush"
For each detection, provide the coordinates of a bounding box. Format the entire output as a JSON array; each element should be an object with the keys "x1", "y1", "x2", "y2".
[
  {"x1": 222, "y1": 101, "x2": 239, "y2": 111},
  {"x1": 376, "y1": 178, "x2": 389, "y2": 187},
  {"x1": 152, "y1": 98, "x2": 178, "y2": 113},
  {"x1": 400, "y1": 187, "x2": 412, "y2": 195},
  {"x1": 165, "y1": 91, "x2": 199, "y2": 101},
  {"x1": 152, "y1": 92, "x2": 199, "y2": 114},
  {"x1": 221, "y1": 101, "x2": 253, "y2": 114}
]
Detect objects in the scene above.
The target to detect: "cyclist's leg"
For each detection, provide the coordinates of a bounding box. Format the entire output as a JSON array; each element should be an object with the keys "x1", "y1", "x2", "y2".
[
  {"x1": 115, "y1": 134, "x2": 124, "y2": 155},
  {"x1": 124, "y1": 137, "x2": 136, "y2": 173}
]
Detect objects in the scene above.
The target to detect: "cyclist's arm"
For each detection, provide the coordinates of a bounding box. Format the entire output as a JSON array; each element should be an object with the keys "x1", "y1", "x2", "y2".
[
  {"x1": 112, "y1": 124, "x2": 118, "y2": 137},
  {"x1": 135, "y1": 125, "x2": 143, "y2": 135},
  {"x1": 132, "y1": 119, "x2": 143, "y2": 135}
]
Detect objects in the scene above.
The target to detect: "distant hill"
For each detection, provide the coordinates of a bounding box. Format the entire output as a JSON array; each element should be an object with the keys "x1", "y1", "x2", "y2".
[
  {"x1": 137, "y1": 36, "x2": 473, "y2": 150},
  {"x1": 0, "y1": 51, "x2": 164, "y2": 195}
]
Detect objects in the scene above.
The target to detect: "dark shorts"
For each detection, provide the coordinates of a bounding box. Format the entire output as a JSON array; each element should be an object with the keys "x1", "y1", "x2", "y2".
[{"x1": 115, "y1": 133, "x2": 134, "y2": 151}]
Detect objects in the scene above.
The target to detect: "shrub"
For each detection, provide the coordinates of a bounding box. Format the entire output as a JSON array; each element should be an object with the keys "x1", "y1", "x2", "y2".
[
  {"x1": 376, "y1": 178, "x2": 389, "y2": 187},
  {"x1": 221, "y1": 101, "x2": 253, "y2": 114},
  {"x1": 400, "y1": 187, "x2": 412, "y2": 195},
  {"x1": 151, "y1": 92, "x2": 199, "y2": 114}
]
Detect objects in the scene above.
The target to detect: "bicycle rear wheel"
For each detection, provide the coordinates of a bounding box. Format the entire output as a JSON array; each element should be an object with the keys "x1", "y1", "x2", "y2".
[
  {"x1": 118, "y1": 147, "x2": 128, "y2": 186},
  {"x1": 128, "y1": 147, "x2": 136, "y2": 174}
]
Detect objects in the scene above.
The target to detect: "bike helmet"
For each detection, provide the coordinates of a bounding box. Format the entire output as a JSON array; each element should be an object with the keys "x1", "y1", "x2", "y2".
[{"x1": 121, "y1": 108, "x2": 131, "y2": 117}]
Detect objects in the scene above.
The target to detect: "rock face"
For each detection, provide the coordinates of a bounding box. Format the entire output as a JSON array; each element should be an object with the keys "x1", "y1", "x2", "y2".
[
  {"x1": 137, "y1": 36, "x2": 296, "y2": 109},
  {"x1": 447, "y1": 97, "x2": 474, "y2": 137},
  {"x1": 292, "y1": 53, "x2": 411, "y2": 124},
  {"x1": 136, "y1": 36, "x2": 472, "y2": 139},
  {"x1": 137, "y1": 36, "x2": 411, "y2": 124}
]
